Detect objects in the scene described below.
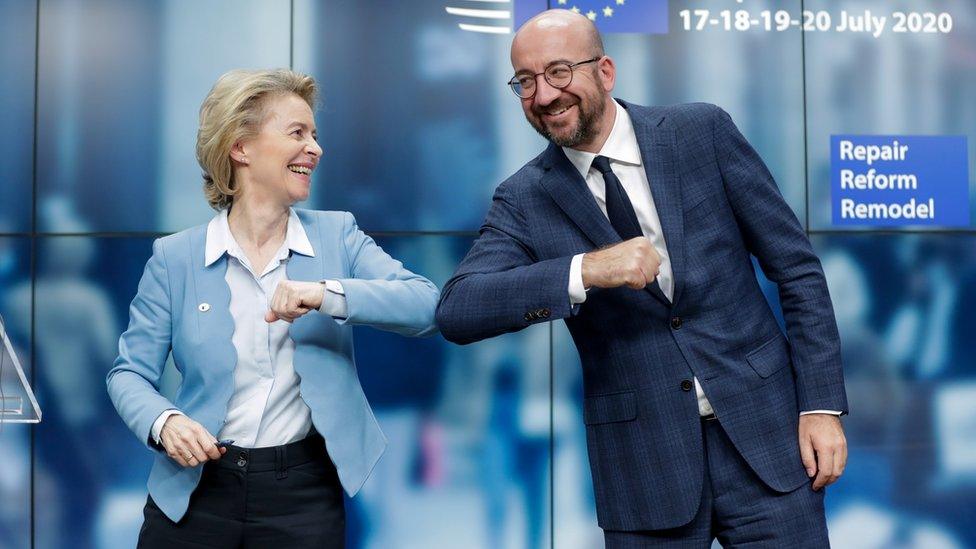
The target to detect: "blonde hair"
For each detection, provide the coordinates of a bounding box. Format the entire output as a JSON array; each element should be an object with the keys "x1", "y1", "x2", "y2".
[{"x1": 196, "y1": 68, "x2": 318, "y2": 210}]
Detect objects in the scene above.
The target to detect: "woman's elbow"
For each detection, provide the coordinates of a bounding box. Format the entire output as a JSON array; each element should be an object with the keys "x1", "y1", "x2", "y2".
[
  {"x1": 104, "y1": 362, "x2": 131, "y2": 409},
  {"x1": 105, "y1": 357, "x2": 125, "y2": 393},
  {"x1": 409, "y1": 282, "x2": 440, "y2": 337}
]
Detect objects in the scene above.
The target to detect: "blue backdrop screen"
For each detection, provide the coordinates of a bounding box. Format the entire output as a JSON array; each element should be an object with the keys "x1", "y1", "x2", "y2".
[{"x1": 2, "y1": 0, "x2": 975, "y2": 547}]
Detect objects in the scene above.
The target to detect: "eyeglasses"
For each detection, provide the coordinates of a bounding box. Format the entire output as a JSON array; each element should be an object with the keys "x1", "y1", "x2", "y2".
[{"x1": 507, "y1": 57, "x2": 602, "y2": 99}]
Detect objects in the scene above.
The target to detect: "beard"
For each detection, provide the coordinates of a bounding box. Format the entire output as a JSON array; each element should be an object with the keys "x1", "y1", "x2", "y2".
[{"x1": 527, "y1": 92, "x2": 607, "y2": 148}]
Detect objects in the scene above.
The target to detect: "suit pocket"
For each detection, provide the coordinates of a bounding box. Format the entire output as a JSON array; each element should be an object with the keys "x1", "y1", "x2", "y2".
[
  {"x1": 745, "y1": 335, "x2": 790, "y2": 378},
  {"x1": 290, "y1": 458, "x2": 339, "y2": 482},
  {"x1": 583, "y1": 391, "x2": 637, "y2": 425},
  {"x1": 682, "y1": 190, "x2": 714, "y2": 214}
]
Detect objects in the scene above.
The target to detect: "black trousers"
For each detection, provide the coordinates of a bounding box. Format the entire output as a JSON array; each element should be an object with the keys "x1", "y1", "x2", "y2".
[{"x1": 137, "y1": 432, "x2": 345, "y2": 549}]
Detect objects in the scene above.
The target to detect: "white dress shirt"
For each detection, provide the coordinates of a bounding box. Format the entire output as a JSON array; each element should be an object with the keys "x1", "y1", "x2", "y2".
[
  {"x1": 563, "y1": 101, "x2": 837, "y2": 418},
  {"x1": 151, "y1": 208, "x2": 348, "y2": 448}
]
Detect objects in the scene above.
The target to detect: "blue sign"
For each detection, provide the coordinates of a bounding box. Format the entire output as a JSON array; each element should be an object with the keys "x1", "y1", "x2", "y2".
[
  {"x1": 514, "y1": 0, "x2": 669, "y2": 34},
  {"x1": 831, "y1": 135, "x2": 970, "y2": 227}
]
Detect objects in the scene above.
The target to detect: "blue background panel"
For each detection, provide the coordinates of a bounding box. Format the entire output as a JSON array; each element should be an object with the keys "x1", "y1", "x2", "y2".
[
  {"x1": 0, "y1": 1, "x2": 37, "y2": 233},
  {"x1": 4, "y1": 0, "x2": 976, "y2": 547},
  {"x1": 35, "y1": 0, "x2": 291, "y2": 234},
  {"x1": 805, "y1": 0, "x2": 976, "y2": 230}
]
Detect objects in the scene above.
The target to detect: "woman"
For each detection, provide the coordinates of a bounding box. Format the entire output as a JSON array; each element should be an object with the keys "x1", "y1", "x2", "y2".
[{"x1": 106, "y1": 68, "x2": 439, "y2": 547}]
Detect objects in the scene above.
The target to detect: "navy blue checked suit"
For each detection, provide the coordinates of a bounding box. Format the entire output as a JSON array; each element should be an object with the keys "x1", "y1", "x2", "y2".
[{"x1": 436, "y1": 100, "x2": 848, "y2": 532}]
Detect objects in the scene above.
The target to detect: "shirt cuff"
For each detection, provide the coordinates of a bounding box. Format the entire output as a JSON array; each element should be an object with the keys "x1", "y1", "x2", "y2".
[
  {"x1": 569, "y1": 253, "x2": 587, "y2": 305},
  {"x1": 318, "y1": 279, "x2": 348, "y2": 319},
  {"x1": 151, "y1": 409, "x2": 184, "y2": 445},
  {"x1": 799, "y1": 410, "x2": 843, "y2": 416}
]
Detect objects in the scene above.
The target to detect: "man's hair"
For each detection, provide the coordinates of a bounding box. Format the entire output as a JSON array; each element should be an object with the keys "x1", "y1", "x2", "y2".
[{"x1": 584, "y1": 19, "x2": 606, "y2": 58}]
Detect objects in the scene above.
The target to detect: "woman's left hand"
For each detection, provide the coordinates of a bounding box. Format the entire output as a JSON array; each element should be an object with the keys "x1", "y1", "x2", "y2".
[{"x1": 265, "y1": 280, "x2": 326, "y2": 323}]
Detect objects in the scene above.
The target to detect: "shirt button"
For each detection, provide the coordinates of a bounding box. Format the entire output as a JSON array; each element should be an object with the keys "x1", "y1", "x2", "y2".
[
  {"x1": 680, "y1": 379, "x2": 693, "y2": 392},
  {"x1": 671, "y1": 317, "x2": 683, "y2": 330},
  {"x1": 198, "y1": 303, "x2": 211, "y2": 313}
]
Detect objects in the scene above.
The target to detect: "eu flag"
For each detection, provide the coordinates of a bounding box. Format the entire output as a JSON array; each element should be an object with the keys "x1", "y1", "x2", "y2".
[{"x1": 513, "y1": 0, "x2": 669, "y2": 34}]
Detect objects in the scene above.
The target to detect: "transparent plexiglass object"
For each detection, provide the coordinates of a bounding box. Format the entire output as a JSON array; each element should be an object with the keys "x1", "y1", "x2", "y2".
[{"x1": 0, "y1": 314, "x2": 41, "y2": 423}]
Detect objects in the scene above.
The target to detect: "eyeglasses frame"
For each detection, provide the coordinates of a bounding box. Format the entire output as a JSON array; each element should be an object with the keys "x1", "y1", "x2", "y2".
[{"x1": 507, "y1": 56, "x2": 603, "y2": 99}]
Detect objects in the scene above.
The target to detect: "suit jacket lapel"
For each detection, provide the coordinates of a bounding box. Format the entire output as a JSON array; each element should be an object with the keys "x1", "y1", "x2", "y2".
[
  {"x1": 285, "y1": 217, "x2": 322, "y2": 343},
  {"x1": 629, "y1": 102, "x2": 686, "y2": 308},
  {"x1": 189, "y1": 225, "x2": 236, "y2": 349},
  {"x1": 188, "y1": 226, "x2": 238, "y2": 431},
  {"x1": 539, "y1": 142, "x2": 619, "y2": 250}
]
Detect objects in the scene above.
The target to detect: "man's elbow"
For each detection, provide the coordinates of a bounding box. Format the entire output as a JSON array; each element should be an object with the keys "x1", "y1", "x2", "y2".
[{"x1": 437, "y1": 299, "x2": 491, "y2": 345}]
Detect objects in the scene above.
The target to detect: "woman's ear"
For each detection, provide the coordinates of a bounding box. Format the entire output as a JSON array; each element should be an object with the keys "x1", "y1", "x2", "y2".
[{"x1": 230, "y1": 140, "x2": 249, "y2": 165}]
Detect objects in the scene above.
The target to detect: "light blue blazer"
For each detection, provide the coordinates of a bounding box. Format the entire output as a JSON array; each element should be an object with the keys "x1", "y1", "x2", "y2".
[{"x1": 106, "y1": 209, "x2": 439, "y2": 522}]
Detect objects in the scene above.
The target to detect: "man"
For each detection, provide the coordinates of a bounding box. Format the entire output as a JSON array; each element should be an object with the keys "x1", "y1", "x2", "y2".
[{"x1": 436, "y1": 9, "x2": 848, "y2": 547}]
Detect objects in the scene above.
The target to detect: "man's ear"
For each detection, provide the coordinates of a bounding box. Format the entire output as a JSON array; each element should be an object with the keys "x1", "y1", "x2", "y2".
[{"x1": 598, "y1": 56, "x2": 616, "y2": 93}]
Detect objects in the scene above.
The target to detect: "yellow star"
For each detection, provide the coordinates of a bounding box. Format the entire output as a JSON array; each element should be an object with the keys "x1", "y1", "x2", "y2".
[
  {"x1": 603, "y1": 6, "x2": 613, "y2": 17},
  {"x1": 571, "y1": 6, "x2": 580, "y2": 14},
  {"x1": 616, "y1": 0, "x2": 625, "y2": 4},
  {"x1": 557, "y1": 0, "x2": 567, "y2": 4},
  {"x1": 586, "y1": 10, "x2": 597, "y2": 20}
]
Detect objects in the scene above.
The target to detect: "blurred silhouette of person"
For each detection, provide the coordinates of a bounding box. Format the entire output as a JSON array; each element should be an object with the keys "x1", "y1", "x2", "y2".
[{"x1": 5, "y1": 196, "x2": 118, "y2": 549}]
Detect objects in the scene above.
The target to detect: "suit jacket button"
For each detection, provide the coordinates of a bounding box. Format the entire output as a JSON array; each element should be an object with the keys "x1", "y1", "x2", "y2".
[
  {"x1": 670, "y1": 317, "x2": 682, "y2": 329},
  {"x1": 524, "y1": 312, "x2": 533, "y2": 322},
  {"x1": 680, "y1": 379, "x2": 693, "y2": 392},
  {"x1": 541, "y1": 309, "x2": 550, "y2": 318}
]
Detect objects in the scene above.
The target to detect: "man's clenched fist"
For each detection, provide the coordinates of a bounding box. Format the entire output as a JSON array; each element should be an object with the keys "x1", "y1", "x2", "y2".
[{"x1": 582, "y1": 237, "x2": 661, "y2": 290}]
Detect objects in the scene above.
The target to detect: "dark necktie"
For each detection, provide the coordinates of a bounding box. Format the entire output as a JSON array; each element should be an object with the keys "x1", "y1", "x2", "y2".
[
  {"x1": 591, "y1": 155, "x2": 642, "y2": 241},
  {"x1": 591, "y1": 155, "x2": 670, "y2": 305}
]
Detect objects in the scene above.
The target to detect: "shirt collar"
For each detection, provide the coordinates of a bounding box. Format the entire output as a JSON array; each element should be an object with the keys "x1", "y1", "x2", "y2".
[
  {"x1": 561, "y1": 100, "x2": 643, "y2": 180},
  {"x1": 205, "y1": 207, "x2": 314, "y2": 267}
]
